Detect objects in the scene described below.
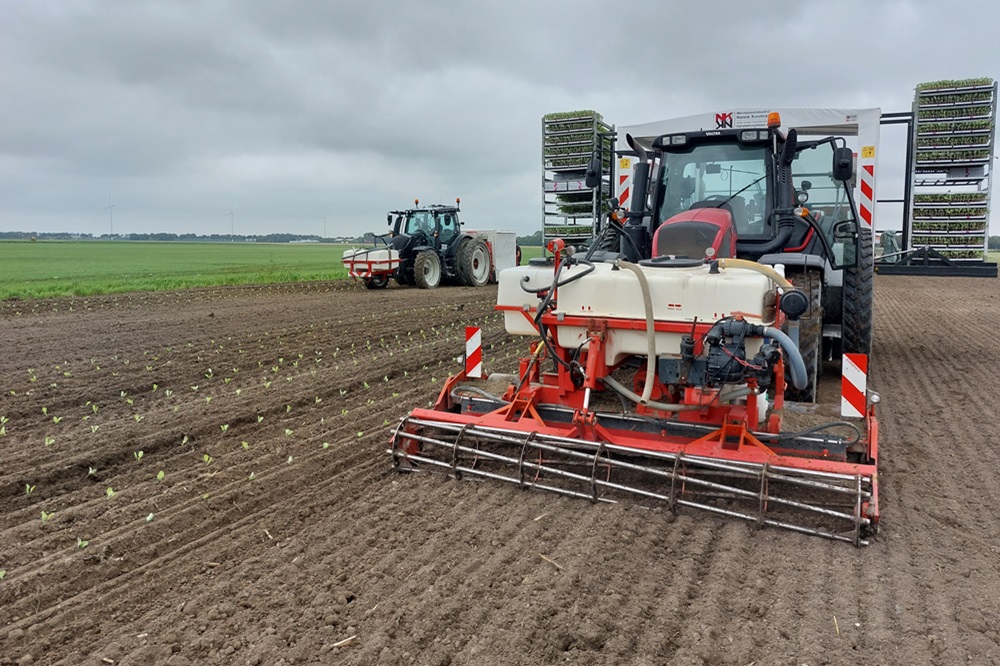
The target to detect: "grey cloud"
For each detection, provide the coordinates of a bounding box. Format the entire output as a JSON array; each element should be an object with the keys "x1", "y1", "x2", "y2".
[{"x1": 0, "y1": 0, "x2": 997, "y2": 237}]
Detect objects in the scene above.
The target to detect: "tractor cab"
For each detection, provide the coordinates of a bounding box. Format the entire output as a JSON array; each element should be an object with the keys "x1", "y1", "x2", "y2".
[
  {"x1": 387, "y1": 200, "x2": 462, "y2": 257},
  {"x1": 645, "y1": 121, "x2": 860, "y2": 271},
  {"x1": 612, "y1": 114, "x2": 871, "y2": 403}
]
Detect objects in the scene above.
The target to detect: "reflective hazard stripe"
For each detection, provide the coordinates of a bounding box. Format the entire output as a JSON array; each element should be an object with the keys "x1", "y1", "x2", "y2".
[
  {"x1": 465, "y1": 326, "x2": 482, "y2": 378},
  {"x1": 858, "y1": 163, "x2": 875, "y2": 228},
  {"x1": 617, "y1": 174, "x2": 630, "y2": 208},
  {"x1": 841, "y1": 353, "x2": 868, "y2": 418}
]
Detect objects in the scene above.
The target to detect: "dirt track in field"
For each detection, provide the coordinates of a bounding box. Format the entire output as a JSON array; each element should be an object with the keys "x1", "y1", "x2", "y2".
[{"x1": 0, "y1": 276, "x2": 998, "y2": 666}]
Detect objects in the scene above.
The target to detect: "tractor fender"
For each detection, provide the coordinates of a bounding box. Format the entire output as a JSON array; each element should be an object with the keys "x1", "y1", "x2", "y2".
[
  {"x1": 758, "y1": 253, "x2": 826, "y2": 273},
  {"x1": 446, "y1": 234, "x2": 476, "y2": 258}
]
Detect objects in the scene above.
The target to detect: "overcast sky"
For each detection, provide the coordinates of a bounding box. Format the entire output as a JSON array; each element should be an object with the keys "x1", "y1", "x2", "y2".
[{"x1": 2, "y1": 0, "x2": 997, "y2": 238}]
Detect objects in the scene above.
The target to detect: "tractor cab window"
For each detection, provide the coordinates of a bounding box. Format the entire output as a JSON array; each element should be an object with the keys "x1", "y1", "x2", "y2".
[
  {"x1": 405, "y1": 211, "x2": 435, "y2": 236},
  {"x1": 657, "y1": 142, "x2": 769, "y2": 239},
  {"x1": 792, "y1": 143, "x2": 857, "y2": 267},
  {"x1": 438, "y1": 212, "x2": 459, "y2": 243}
]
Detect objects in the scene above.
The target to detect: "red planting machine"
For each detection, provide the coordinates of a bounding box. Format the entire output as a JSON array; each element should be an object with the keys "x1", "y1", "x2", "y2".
[{"x1": 389, "y1": 116, "x2": 880, "y2": 545}]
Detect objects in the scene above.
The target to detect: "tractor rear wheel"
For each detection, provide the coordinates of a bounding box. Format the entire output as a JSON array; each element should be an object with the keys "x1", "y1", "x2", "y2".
[
  {"x1": 785, "y1": 270, "x2": 823, "y2": 403},
  {"x1": 414, "y1": 251, "x2": 442, "y2": 289},
  {"x1": 457, "y1": 238, "x2": 491, "y2": 287},
  {"x1": 364, "y1": 275, "x2": 389, "y2": 290},
  {"x1": 842, "y1": 226, "x2": 874, "y2": 357}
]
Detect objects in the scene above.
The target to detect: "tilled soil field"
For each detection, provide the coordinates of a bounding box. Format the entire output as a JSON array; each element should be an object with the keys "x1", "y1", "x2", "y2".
[{"x1": 0, "y1": 276, "x2": 998, "y2": 666}]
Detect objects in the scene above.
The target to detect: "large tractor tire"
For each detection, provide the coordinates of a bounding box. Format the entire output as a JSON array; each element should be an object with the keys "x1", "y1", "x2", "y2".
[
  {"x1": 785, "y1": 270, "x2": 823, "y2": 403},
  {"x1": 457, "y1": 238, "x2": 491, "y2": 287},
  {"x1": 413, "y1": 250, "x2": 442, "y2": 289},
  {"x1": 363, "y1": 275, "x2": 389, "y2": 290},
  {"x1": 842, "y1": 226, "x2": 874, "y2": 357},
  {"x1": 594, "y1": 217, "x2": 623, "y2": 253}
]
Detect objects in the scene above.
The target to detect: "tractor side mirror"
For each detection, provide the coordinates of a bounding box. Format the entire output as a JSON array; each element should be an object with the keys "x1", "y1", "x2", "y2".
[
  {"x1": 387, "y1": 214, "x2": 392, "y2": 225},
  {"x1": 584, "y1": 153, "x2": 602, "y2": 189},
  {"x1": 832, "y1": 147, "x2": 853, "y2": 182}
]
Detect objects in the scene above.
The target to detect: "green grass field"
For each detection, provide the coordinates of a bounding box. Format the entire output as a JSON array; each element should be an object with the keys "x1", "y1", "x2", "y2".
[
  {"x1": 0, "y1": 239, "x2": 990, "y2": 301},
  {"x1": 0, "y1": 240, "x2": 359, "y2": 300},
  {"x1": 0, "y1": 241, "x2": 548, "y2": 300}
]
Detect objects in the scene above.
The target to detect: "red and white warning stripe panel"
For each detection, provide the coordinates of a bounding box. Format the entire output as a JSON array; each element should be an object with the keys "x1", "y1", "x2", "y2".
[
  {"x1": 841, "y1": 353, "x2": 868, "y2": 418},
  {"x1": 465, "y1": 326, "x2": 482, "y2": 378},
  {"x1": 617, "y1": 157, "x2": 633, "y2": 209},
  {"x1": 857, "y1": 145, "x2": 876, "y2": 228}
]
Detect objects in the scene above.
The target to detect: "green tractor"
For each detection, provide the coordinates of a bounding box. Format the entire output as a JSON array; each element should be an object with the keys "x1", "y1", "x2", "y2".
[{"x1": 343, "y1": 199, "x2": 499, "y2": 290}]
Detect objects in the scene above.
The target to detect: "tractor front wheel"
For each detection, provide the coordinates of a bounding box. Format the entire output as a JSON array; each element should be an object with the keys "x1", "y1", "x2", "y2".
[
  {"x1": 843, "y1": 226, "x2": 874, "y2": 357},
  {"x1": 414, "y1": 251, "x2": 442, "y2": 289},
  {"x1": 785, "y1": 270, "x2": 823, "y2": 403}
]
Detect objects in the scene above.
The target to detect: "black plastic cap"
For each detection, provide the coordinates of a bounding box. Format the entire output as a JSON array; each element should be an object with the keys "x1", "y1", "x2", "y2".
[{"x1": 780, "y1": 289, "x2": 810, "y2": 319}]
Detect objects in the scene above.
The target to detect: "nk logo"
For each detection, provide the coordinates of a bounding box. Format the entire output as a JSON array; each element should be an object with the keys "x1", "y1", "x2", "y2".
[{"x1": 715, "y1": 113, "x2": 733, "y2": 129}]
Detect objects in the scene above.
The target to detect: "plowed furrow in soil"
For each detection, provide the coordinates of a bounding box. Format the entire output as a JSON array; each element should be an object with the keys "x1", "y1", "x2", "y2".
[
  {"x1": 4, "y1": 277, "x2": 1000, "y2": 666},
  {"x1": 864, "y1": 278, "x2": 1000, "y2": 663},
  {"x1": 0, "y1": 342, "x2": 480, "y2": 624},
  {"x1": 0, "y1": 325, "x2": 510, "y2": 513},
  {"x1": 0, "y1": 290, "x2": 516, "y2": 660}
]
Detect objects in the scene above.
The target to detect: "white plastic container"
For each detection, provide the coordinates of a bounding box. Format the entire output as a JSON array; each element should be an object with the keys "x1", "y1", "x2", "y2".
[
  {"x1": 342, "y1": 247, "x2": 399, "y2": 274},
  {"x1": 497, "y1": 264, "x2": 555, "y2": 335},
  {"x1": 497, "y1": 261, "x2": 776, "y2": 365}
]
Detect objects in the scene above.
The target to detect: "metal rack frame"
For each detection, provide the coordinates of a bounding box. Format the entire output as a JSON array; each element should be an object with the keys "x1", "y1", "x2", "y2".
[
  {"x1": 876, "y1": 80, "x2": 997, "y2": 277},
  {"x1": 542, "y1": 113, "x2": 615, "y2": 250}
]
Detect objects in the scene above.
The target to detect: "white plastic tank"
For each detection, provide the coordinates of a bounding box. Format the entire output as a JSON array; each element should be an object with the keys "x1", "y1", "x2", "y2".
[
  {"x1": 342, "y1": 247, "x2": 399, "y2": 272},
  {"x1": 496, "y1": 260, "x2": 777, "y2": 365}
]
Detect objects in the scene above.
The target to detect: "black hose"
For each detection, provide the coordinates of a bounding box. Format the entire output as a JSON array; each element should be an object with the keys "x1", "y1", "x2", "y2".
[
  {"x1": 518, "y1": 258, "x2": 595, "y2": 294},
  {"x1": 777, "y1": 420, "x2": 862, "y2": 446}
]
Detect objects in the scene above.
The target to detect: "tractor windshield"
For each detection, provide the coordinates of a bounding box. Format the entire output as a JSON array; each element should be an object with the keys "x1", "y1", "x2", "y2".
[
  {"x1": 404, "y1": 211, "x2": 435, "y2": 236},
  {"x1": 656, "y1": 141, "x2": 770, "y2": 239}
]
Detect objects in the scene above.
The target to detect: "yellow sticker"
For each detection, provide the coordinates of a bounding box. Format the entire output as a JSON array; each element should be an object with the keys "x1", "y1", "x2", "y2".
[
  {"x1": 861, "y1": 145, "x2": 875, "y2": 158},
  {"x1": 619, "y1": 157, "x2": 632, "y2": 170}
]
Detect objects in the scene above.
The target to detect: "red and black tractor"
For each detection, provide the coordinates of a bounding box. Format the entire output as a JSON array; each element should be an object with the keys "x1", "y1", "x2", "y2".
[{"x1": 591, "y1": 113, "x2": 874, "y2": 401}]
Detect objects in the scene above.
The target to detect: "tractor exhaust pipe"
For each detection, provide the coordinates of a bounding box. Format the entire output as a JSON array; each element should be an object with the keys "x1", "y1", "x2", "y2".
[{"x1": 623, "y1": 134, "x2": 650, "y2": 262}]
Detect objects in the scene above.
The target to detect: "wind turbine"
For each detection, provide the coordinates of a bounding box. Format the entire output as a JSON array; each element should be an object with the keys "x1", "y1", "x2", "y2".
[
  {"x1": 225, "y1": 200, "x2": 235, "y2": 242},
  {"x1": 104, "y1": 200, "x2": 114, "y2": 237}
]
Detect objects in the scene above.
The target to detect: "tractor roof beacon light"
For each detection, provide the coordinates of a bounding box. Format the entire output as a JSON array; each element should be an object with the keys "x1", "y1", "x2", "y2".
[{"x1": 767, "y1": 112, "x2": 781, "y2": 128}]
